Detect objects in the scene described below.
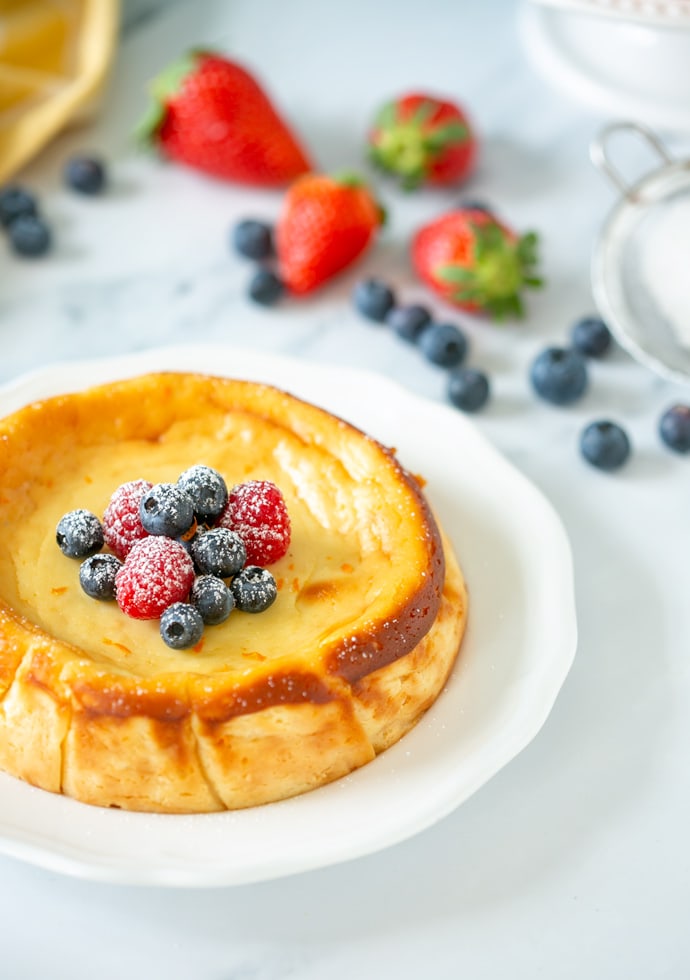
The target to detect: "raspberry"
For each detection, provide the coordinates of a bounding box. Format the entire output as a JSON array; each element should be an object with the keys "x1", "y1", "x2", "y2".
[
  {"x1": 103, "y1": 479, "x2": 152, "y2": 558},
  {"x1": 219, "y1": 480, "x2": 291, "y2": 566},
  {"x1": 115, "y1": 536, "x2": 195, "y2": 620}
]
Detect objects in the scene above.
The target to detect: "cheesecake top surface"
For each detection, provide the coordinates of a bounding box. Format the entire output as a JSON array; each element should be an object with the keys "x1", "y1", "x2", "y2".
[{"x1": 0, "y1": 372, "x2": 445, "y2": 696}]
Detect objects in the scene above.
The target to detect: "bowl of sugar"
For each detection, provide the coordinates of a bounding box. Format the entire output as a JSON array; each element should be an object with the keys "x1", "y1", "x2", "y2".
[{"x1": 591, "y1": 121, "x2": 690, "y2": 385}]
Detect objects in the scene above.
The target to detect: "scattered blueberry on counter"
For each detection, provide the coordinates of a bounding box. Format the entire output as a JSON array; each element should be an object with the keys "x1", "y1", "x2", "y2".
[
  {"x1": 0, "y1": 185, "x2": 37, "y2": 227},
  {"x1": 580, "y1": 420, "x2": 631, "y2": 471},
  {"x1": 530, "y1": 346, "x2": 588, "y2": 405},
  {"x1": 447, "y1": 367, "x2": 490, "y2": 413},
  {"x1": 570, "y1": 315, "x2": 612, "y2": 358},
  {"x1": 8, "y1": 214, "x2": 52, "y2": 257},
  {"x1": 419, "y1": 322, "x2": 468, "y2": 367},
  {"x1": 352, "y1": 277, "x2": 485, "y2": 411},
  {"x1": 2, "y1": 155, "x2": 110, "y2": 260},
  {"x1": 456, "y1": 198, "x2": 494, "y2": 215},
  {"x1": 353, "y1": 278, "x2": 396, "y2": 322},
  {"x1": 64, "y1": 155, "x2": 107, "y2": 196},
  {"x1": 233, "y1": 218, "x2": 274, "y2": 261},
  {"x1": 248, "y1": 267, "x2": 285, "y2": 306},
  {"x1": 386, "y1": 304, "x2": 432, "y2": 343},
  {"x1": 658, "y1": 404, "x2": 690, "y2": 454}
]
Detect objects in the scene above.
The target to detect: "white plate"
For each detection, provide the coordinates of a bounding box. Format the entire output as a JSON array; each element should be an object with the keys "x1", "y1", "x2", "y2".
[
  {"x1": 520, "y1": 1, "x2": 690, "y2": 132},
  {"x1": 0, "y1": 346, "x2": 577, "y2": 887}
]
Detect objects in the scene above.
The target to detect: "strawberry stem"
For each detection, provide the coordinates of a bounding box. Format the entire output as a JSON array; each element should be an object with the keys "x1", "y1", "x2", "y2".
[
  {"x1": 370, "y1": 104, "x2": 467, "y2": 190},
  {"x1": 134, "y1": 50, "x2": 200, "y2": 146},
  {"x1": 436, "y1": 223, "x2": 543, "y2": 320}
]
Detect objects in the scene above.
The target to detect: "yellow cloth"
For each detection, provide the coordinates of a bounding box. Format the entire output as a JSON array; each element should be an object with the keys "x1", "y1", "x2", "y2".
[{"x1": 0, "y1": 0, "x2": 119, "y2": 182}]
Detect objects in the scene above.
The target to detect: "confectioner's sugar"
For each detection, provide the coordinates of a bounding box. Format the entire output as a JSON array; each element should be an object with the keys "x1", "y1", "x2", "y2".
[{"x1": 640, "y1": 198, "x2": 690, "y2": 349}]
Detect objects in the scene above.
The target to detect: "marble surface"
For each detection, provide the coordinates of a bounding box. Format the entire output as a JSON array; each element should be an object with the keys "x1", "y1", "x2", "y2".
[{"x1": 1, "y1": 0, "x2": 689, "y2": 976}]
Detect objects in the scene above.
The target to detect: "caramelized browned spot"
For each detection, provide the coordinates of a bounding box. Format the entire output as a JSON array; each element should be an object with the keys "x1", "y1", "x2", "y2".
[
  {"x1": 327, "y1": 467, "x2": 445, "y2": 684},
  {"x1": 70, "y1": 680, "x2": 189, "y2": 723},
  {"x1": 193, "y1": 671, "x2": 335, "y2": 725},
  {"x1": 299, "y1": 580, "x2": 337, "y2": 602}
]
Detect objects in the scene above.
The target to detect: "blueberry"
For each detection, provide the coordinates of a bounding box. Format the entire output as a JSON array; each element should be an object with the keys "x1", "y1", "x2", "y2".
[
  {"x1": 64, "y1": 156, "x2": 107, "y2": 195},
  {"x1": 419, "y1": 322, "x2": 468, "y2": 367},
  {"x1": 458, "y1": 199, "x2": 494, "y2": 215},
  {"x1": 79, "y1": 553, "x2": 122, "y2": 600},
  {"x1": 248, "y1": 267, "x2": 284, "y2": 306},
  {"x1": 159, "y1": 603, "x2": 204, "y2": 649},
  {"x1": 530, "y1": 346, "x2": 588, "y2": 405},
  {"x1": 352, "y1": 278, "x2": 396, "y2": 322},
  {"x1": 386, "y1": 304, "x2": 432, "y2": 342},
  {"x1": 177, "y1": 465, "x2": 228, "y2": 523},
  {"x1": 570, "y1": 315, "x2": 612, "y2": 358},
  {"x1": 191, "y1": 575, "x2": 235, "y2": 625},
  {"x1": 0, "y1": 185, "x2": 37, "y2": 227},
  {"x1": 232, "y1": 219, "x2": 274, "y2": 260},
  {"x1": 8, "y1": 215, "x2": 52, "y2": 257},
  {"x1": 447, "y1": 367, "x2": 490, "y2": 412},
  {"x1": 190, "y1": 527, "x2": 246, "y2": 577},
  {"x1": 139, "y1": 483, "x2": 195, "y2": 537},
  {"x1": 580, "y1": 420, "x2": 631, "y2": 471},
  {"x1": 231, "y1": 565, "x2": 278, "y2": 613},
  {"x1": 659, "y1": 404, "x2": 690, "y2": 454},
  {"x1": 56, "y1": 509, "x2": 104, "y2": 558}
]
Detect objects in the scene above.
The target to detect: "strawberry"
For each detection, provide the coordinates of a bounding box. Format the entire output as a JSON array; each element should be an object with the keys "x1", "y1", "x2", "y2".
[
  {"x1": 412, "y1": 208, "x2": 543, "y2": 319},
  {"x1": 276, "y1": 172, "x2": 384, "y2": 294},
  {"x1": 137, "y1": 51, "x2": 312, "y2": 187},
  {"x1": 368, "y1": 93, "x2": 477, "y2": 190}
]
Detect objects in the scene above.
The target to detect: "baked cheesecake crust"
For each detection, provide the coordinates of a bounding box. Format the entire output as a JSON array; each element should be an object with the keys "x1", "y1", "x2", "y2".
[{"x1": 0, "y1": 372, "x2": 467, "y2": 811}]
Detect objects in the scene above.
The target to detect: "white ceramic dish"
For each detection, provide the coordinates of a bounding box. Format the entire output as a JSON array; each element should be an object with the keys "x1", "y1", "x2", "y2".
[
  {"x1": 520, "y1": 1, "x2": 690, "y2": 132},
  {"x1": 0, "y1": 346, "x2": 577, "y2": 887}
]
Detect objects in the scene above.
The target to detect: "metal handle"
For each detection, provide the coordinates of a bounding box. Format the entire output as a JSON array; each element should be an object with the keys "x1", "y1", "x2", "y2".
[{"x1": 590, "y1": 121, "x2": 674, "y2": 202}]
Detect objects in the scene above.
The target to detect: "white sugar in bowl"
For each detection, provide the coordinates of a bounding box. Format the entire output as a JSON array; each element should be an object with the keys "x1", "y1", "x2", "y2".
[{"x1": 590, "y1": 121, "x2": 690, "y2": 385}]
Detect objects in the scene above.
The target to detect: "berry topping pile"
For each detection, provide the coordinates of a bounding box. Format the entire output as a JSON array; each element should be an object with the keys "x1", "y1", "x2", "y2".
[{"x1": 55, "y1": 467, "x2": 291, "y2": 649}]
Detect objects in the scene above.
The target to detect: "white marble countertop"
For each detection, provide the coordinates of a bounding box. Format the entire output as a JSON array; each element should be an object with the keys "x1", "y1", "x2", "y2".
[{"x1": 1, "y1": 1, "x2": 689, "y2": 977}]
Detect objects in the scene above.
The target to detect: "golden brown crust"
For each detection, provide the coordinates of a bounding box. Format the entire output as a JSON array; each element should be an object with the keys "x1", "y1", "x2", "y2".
[{"x1": 0, "y1": 372, "x2": 468, "y2": 812}]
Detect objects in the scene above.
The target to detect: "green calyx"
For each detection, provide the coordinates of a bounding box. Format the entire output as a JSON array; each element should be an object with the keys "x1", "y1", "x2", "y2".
[
  {"x1": 134, "y1": 50, "x2": 201, "y2": 146},
  {"x1": 331, "y1": 170, "x2": 366, "y2": 188},
  {"x1": 370, "y1": 100, "x2": 466, "y2": 190},
  {"x1": 436, "y1": 224, "x2": 543, "y2": 320}
]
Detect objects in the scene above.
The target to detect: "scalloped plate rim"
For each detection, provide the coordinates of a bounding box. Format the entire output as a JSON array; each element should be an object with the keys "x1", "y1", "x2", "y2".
[{"x1": 0, "y1": 346, "x2": 578, "y2": 887}]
